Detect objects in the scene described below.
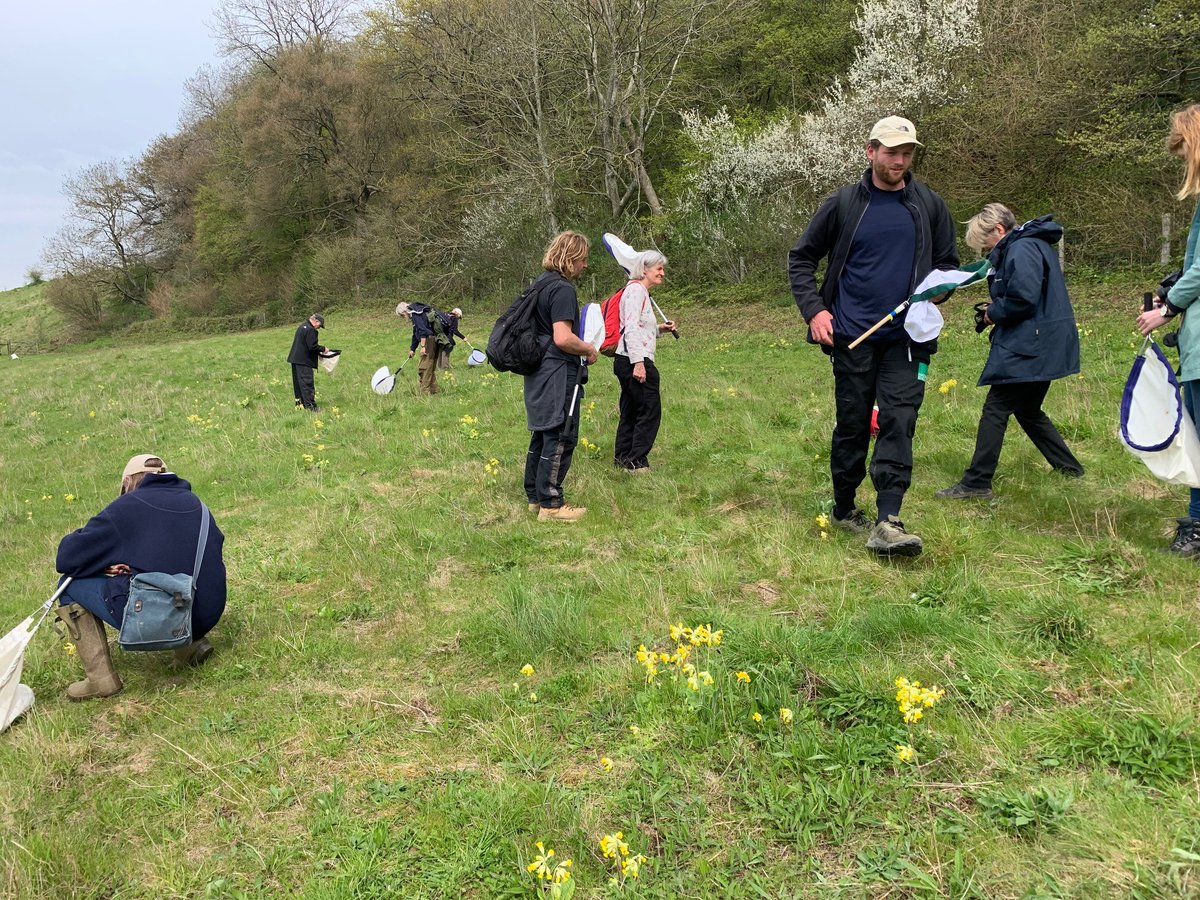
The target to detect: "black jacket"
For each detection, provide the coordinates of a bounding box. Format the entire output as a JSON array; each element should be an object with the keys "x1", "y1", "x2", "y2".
[
  {"x1": 978, "y1": 216, "x2": 1080, "y2": 386},
  {"x1": 56, "y1": 473, "x2": 227, "y2": 639},
  {"x1": 788, "y1": 170, "x2": 959, "y2": 335},
  {"x1": 287, "y1": 320, "x2": 325, "y2": 367}
]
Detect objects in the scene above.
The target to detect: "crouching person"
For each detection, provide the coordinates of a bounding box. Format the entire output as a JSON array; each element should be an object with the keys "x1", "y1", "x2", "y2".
[{"x1": 53, "y1": 454, "x2": 227, "y2": 701}]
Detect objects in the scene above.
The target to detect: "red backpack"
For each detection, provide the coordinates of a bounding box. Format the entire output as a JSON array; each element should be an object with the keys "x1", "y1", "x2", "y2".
[
  {"x1": 598, "y1": 286, "x2": 626, "y2": 357},
  {"x1": 598, "y1": 283, "x2": 647, "y2": 357}
]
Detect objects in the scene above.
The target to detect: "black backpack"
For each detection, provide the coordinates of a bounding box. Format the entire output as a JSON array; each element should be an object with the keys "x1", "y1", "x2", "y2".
[{"x1": 486, "y1": 274, "x2": 556, "y2": 374}]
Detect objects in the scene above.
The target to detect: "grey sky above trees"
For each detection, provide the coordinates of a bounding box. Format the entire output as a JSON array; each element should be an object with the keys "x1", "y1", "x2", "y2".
[{"x1": 0, "y1": 0, "x2": 218, "y2": 290}]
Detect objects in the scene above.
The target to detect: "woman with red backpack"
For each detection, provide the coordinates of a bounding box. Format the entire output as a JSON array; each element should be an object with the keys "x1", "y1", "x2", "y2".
[{"x1": 612, "y1": 250, "x2": 677, "y2": 473}]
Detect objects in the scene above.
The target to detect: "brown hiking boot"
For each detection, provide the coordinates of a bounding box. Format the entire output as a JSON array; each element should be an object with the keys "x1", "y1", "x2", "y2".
[
  {"x1": 172, "y1": 637, "x2": 214, "y2": 669},
  {"x1": 55, "y1": 603, "x2": 123, "y2": 701},
  {"x1": 538, "y1": 505, "x2": 587, "y2": 522},
  {"x1": 866, "y1": 516, "x2": 923, "y2": 557}
]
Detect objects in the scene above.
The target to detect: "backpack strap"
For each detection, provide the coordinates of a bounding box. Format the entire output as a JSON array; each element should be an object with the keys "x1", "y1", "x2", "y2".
[{"x1": 192, "y1": 502, "x2": 211, "y2": 587}]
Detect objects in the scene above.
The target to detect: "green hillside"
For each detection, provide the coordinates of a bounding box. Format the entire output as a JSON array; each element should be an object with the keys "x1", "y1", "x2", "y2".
[
  {"x1": 0, "y1": 282, "x2": 66, "y2": 355},
  {"x1": 2, "y1": 285, "x2": 1199, "y2": 897}
]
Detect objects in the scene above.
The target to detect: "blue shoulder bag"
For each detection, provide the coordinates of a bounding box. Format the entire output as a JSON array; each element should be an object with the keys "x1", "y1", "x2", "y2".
[{"x1": 119, "y1": 503, "x2": 210, "y2": 651}]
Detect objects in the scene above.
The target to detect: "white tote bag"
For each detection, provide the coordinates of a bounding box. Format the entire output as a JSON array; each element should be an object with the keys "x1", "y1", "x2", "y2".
[
  {"x1": 1119, "y1": 340, "x2": 1200, "y2": 487},
  {"x1": 0, "y1": 613, "x2": 38, "y2": 733}
]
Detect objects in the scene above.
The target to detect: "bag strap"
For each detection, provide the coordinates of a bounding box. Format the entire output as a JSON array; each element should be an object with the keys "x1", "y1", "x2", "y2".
[{"x1": 192, "y1": 502, "x2": 211, "y2": 586}]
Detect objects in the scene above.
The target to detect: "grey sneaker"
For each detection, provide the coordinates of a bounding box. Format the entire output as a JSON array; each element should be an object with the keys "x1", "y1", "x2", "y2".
[
  {"x1": 866, "y1": 516, "x2": 923, "y2": 557},
  {"x1": 1170, "y1": 517, "x2": 1200, "y2": 556},
  {"x1": 935, "y1": 482, "x2": 993, "y2": 500},
  {"x1": 832, "y1": 508, "x2": 871, "y2": 533}
]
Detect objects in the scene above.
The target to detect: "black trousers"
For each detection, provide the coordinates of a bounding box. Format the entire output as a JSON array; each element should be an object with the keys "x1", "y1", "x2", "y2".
[
  {"x1": 524, "y1": 378, "x2": 581, "y2": 508},
  {"x1": 960, "y1": 381, "x2": 1082, "y2": 488},
  {"x1": 830, "y1": 340, "x2": 928, "y2": 515},
  {"x1": 613, "y1": 355, "x2": 662, "y2": 468},
  {"x1": 291, "y1": 365, "x2": 316, "y2": 409}
]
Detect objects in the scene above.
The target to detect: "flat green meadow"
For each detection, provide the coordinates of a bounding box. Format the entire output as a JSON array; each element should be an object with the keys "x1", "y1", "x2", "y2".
[{"x1": 3, "y1": 283, "x2": 1200, "y2": 898}]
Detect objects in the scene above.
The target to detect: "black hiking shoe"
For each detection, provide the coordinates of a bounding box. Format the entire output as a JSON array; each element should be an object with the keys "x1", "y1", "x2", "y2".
[
  {"x1": 832, "y1": 508, "x2": 871, "y2": 533},
  {"x1": 935, "y1": 482, "x2": 993, "y2": 500},
  {"x1": 866, "y1": 516, "x2": 923, "y2": 557},
  {"x1": 1170, "y1": 518, "x2": 1200, "y2": 557}
]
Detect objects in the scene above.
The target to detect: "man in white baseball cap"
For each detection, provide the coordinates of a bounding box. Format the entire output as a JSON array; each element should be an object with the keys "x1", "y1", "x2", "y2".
[{"x1": 788, "y1": 114, "x2": 958, "y2": 557}]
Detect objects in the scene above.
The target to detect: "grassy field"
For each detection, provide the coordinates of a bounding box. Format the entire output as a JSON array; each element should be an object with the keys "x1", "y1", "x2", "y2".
[{"x1": 3, "y1": 281, "x2": 1200, "y2": 898}]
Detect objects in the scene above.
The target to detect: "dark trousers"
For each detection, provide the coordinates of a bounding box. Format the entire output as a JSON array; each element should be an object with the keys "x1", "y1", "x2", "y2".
[
  {"x1": 961, "y1": 381, "x2": 1082, "y2": 489},
  {"x1": 1185, "y1": 381, "x2": 1200, "y2": 518},
  {"x1": 524, "y1": 382, "x2": 581, "y2": 508},
  {"x1": 831, "y1": 340, "x2": 928, "y2": 518},
  {"x1": 291, "y1": 365, "x2": 316, "y2": 409},
  {"x1": 613, "y1": 356, "x2": 662, "y2": 468}
]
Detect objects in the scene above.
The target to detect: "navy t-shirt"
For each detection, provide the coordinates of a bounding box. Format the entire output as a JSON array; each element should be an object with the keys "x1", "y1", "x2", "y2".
[{"x1": 835, "y1": 184, "x2": 916, "y2": 342}]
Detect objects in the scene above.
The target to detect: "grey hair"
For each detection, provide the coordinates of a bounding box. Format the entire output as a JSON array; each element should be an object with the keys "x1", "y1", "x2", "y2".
[
  {"x1": 964, "y1": 203, "x2": 1017, "y2": 251},
  {"x1": 628, "y1": 250, "x2": 667, "y2": 280}
]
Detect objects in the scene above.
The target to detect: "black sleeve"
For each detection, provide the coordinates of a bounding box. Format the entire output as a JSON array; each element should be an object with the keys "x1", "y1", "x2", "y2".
[
  {"x1": 546, "y1": 280, "x2": 579, "y2": 328},
  {"x1": 788, "y1": 191, "x2": 840, "y2": 322},
  {"x1": 928, "y1": 193, "x2": 960, "y2": 271},
  {"x1": 987, "y1": 242, "x2": 1042, "y2": 326}
]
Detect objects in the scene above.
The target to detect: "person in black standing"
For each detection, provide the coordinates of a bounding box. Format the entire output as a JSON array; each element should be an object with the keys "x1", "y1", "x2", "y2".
[
  {"x1": 523, "y1": 231, "x2": 598, "y2": 522},
  {"x1": 789, "y1": 116, "x2": 959, "y2": 557},
  {"x1": 288, "y1": 313, "x2": 326, "y2": 411},
  {"x1": 937, "y1": 204, "x2": 1083, "y2": 500}
]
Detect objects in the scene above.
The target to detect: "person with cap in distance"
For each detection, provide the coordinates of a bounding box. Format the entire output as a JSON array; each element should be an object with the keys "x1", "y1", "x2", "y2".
[
  {"x1": 788, "y1": 115, "x2": 959, "y2": 557},
  {"x1": 396, "y1": 302, "x2": 450, "y2": 395},
  {"x1": 287, "y1": 313, "x2": 328, "y2": 411},
  {"x1": 53, "y1": 454, "x2": 227, "y2": 700},
  {"x1": 438, "y1": 308, "x2": 467, "y2": 370}
]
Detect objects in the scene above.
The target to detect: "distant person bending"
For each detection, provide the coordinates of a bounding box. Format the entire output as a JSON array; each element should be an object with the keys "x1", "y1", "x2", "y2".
[
  {"x1": 523, "y1": 231, "x2": 597, "y2": 522},
  {"x1": 936, "y1": 204, "x2": 1083, "y2": 500},
  {"x1": 438, "y1": 308, "x2": 467, "y2": 370},
  {"x1": 287, "y1": 313, "x2": 327, "y2": 411},
  {"x1": 397, "y1": 302, "x2": 447, "y2": 396},
  {"x1": 613, "y1": 250, "x2": 677, "y2": 472},
  {"x1": 1137, "y1": 103, "x2": 1200, "y2": 556},
  {"x1": 54, "y1": 454, "x2": 227, "y2": 701}
]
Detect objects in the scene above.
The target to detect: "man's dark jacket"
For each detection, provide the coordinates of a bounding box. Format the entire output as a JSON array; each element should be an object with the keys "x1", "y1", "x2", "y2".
[
  {"x1": 56, "y1": 473, "x2": 227, "y2": 638},
  {"x1": 978, "y1": 215, "x2": 1080, "y2": 386},
  {"x1": 788, "y1": 170, "x2": 959, "y2": 335},
  {"x1": 287, "y1": 320, "x2": 325, "y2": 368}
]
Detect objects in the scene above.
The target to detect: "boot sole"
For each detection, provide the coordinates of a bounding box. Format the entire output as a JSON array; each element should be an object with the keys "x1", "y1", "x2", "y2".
[{"x1": 867, "y1": 539, "x2": 923, "y2": 557}]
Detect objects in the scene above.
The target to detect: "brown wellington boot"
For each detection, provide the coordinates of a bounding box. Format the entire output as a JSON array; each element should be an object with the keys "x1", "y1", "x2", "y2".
[
  {"x1": 54, "y1": 603, "x2": 123, "y2": 701},
  {"x1": 172, "y1": 637, "x2": 214, "y2": 669}
]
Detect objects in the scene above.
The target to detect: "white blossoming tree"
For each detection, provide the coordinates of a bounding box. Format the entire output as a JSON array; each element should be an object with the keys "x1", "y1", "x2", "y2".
[{"x1": 677, "y1": 0, "x2": 981, "y2": 257}]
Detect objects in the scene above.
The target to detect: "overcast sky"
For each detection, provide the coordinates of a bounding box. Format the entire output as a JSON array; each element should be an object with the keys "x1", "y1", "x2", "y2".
[{"x1": 0, "y1": 1, "x2": 220, "y2": 291}]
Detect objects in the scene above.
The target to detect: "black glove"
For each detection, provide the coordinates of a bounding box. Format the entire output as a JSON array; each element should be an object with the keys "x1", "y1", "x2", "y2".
[{"x1": 973, "y1": 302, "x2": 990, "y2": 334}]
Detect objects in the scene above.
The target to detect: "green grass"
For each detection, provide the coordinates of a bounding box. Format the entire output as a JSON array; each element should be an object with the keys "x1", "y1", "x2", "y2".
[
  {"x1": 3, "y1": 282, "x2": 1200, "y2": 897},
  {"x1": 0, "y1": 283, "x2": 65, "y2": 354}
]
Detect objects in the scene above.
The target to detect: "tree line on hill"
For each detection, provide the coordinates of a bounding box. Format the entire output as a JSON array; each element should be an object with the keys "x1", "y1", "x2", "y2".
[{"x1": 41, "y1": 0, "x2": 1200, "y2": 335}]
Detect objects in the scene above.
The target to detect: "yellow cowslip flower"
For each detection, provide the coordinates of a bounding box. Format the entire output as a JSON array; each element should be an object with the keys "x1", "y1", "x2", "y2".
[
  {"x1": 528, "y1": 842, "x2": 571, "y2": 883},
  {"x1": 629, "y1": 725, "x2": 640, "y2": 735},
  {"x1": 331, "y1": 407, "x2": 340, "y2": 415},
  {"x1": 88, "y1": 410, "x2": 96, "y2": 418},
  {"x1": 528, "y1": 692, "x2": 537, "y2": 702},
  {"x1": 600, "y1": 756, "x2": 614, "y2": 772},
  {"x1": 815, "y1": 513, "x2": 830, "y2": 529},
  {"x1": 520, "y1": 663, "x2": 535, "y2": 677},
  {"x1": 63, "y1": 643, "x2": 76, "y2": 656},
  {"x1": 63, "y1": 494, "x2": 76, "y2": 502},
  {"x1": 599, "y1": 832, "x2": 629, "y2": 859},
  {"x1": 699, "y1": 671, "x2": 714, "y2": 686},
  {"x1": 316, "y1": 444, "x2": 325, "y2": 451},
  {"x1": 686, "y1": 675, "x2": 700, "y2": 692},
  {"x1": 511, "y1": 682, "x2": 519, "y2": 690},
  {"x1": 41, "y1": 495, "x2": 52, "y2": 501},
  {"x1": 669, "y1": 622, "x2": 687, "y2": 642},
  {"x1": 895, "y1": 743, "x2": 916, "y2": 763},
  {"x1": 313, "y1": 419, "x2": 324, "y2": 429},
  {"x1": 820, "y1": 531, "x2": 829, "y2": 540},
  {"x1": 622, "y1": 854, "x2": 647, "y2": 879},
  {"x1": 735, "y1": 671, "x2": 751, "y2": 684},
  {"x1": 752, "y1": 711, "x2": 763, "y2": 723},
  {"x1": 422, "y1": 429, "x2": 431, "y2": 438},
  {"x1": 779, "y1": 707, "x2": 794, "y2": 725},
  {"x1": 303, "y1": 454, "x2": 315, "y2": 463},
  {"x1": 488, "y1": 458, "x2": 500, "y2": 467}
]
